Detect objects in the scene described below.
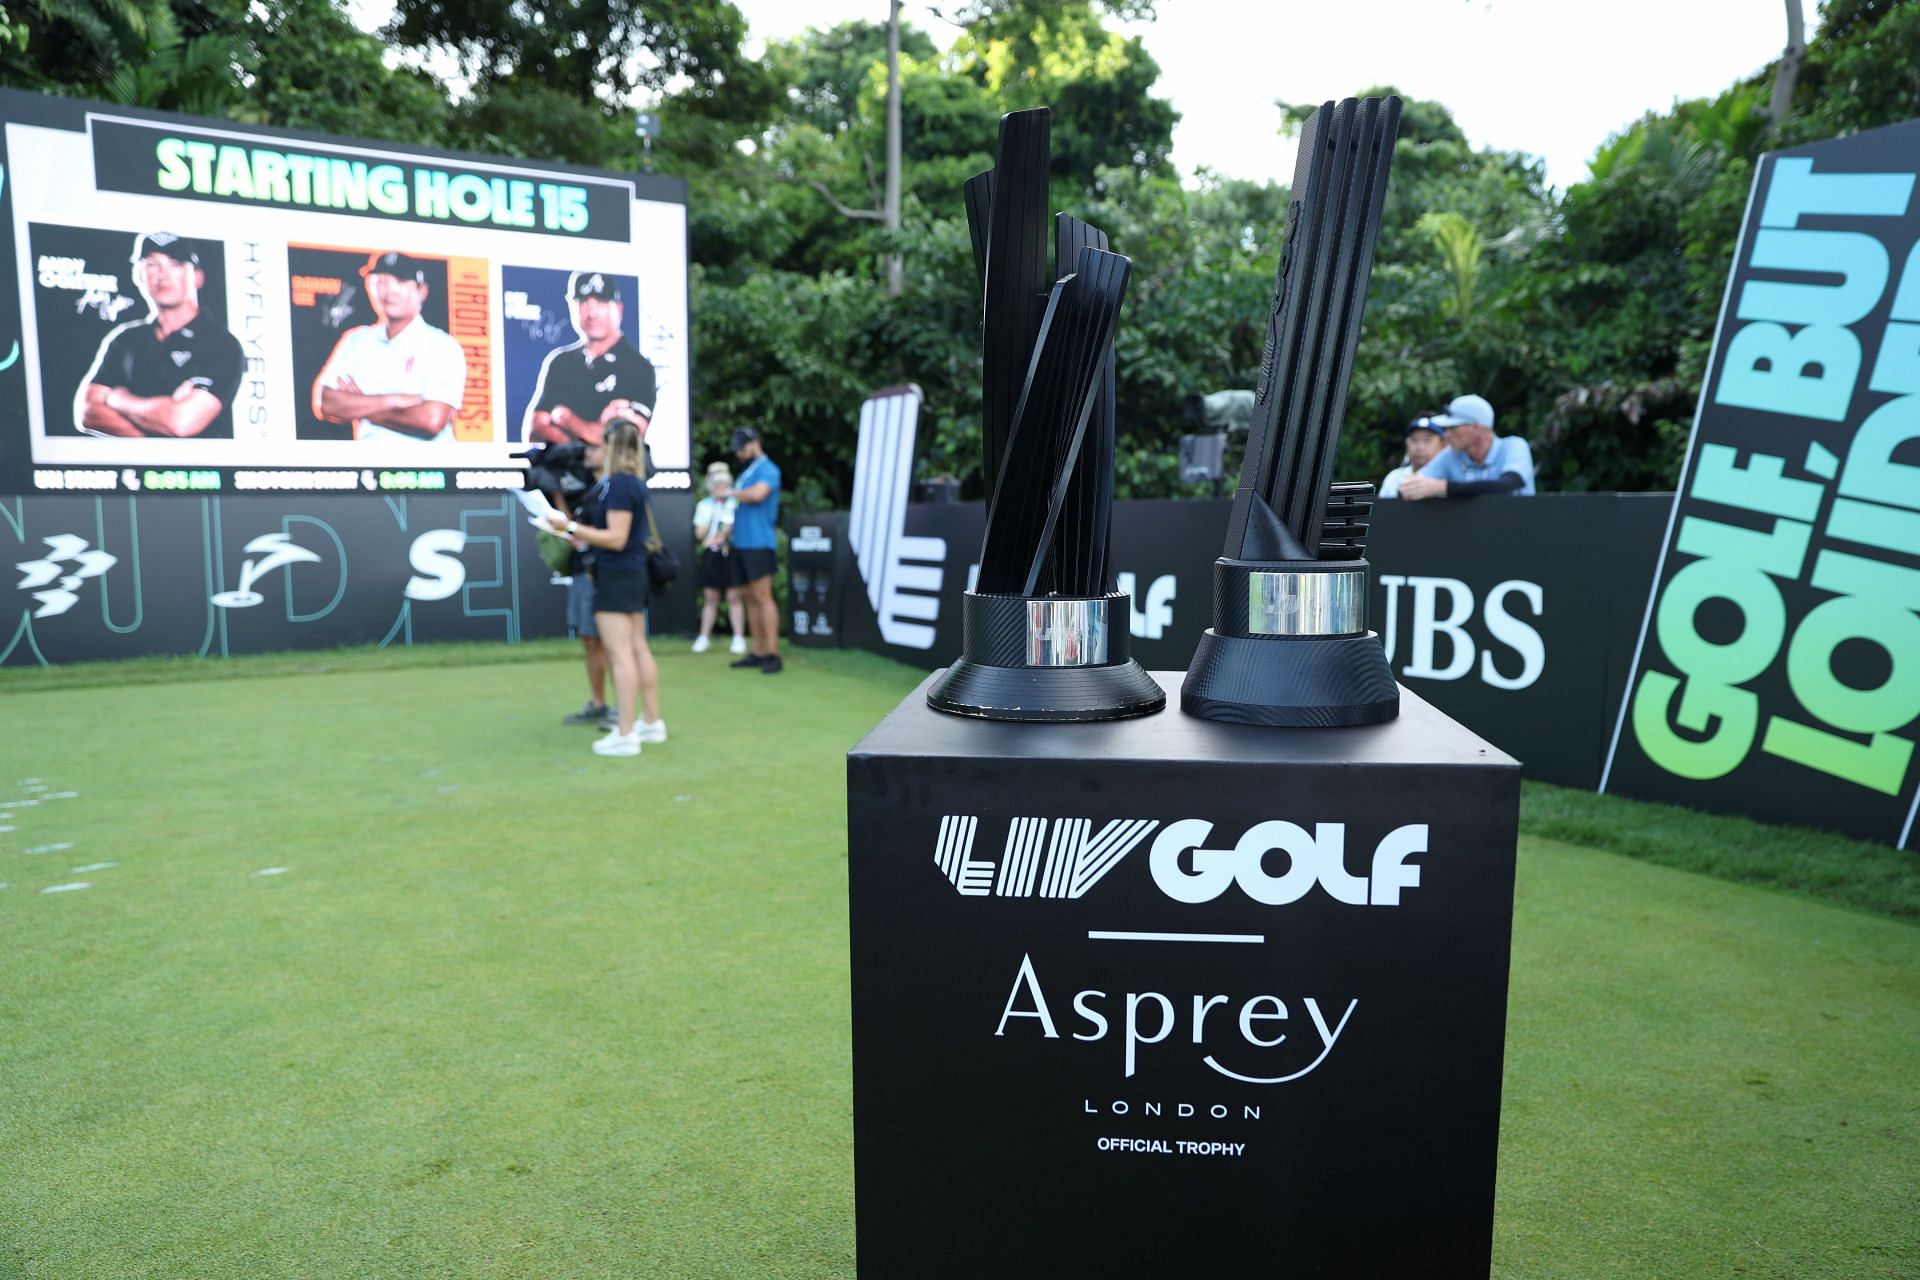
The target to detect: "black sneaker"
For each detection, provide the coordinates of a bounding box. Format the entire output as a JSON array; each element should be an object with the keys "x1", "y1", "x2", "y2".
[
  {"x1": 760, "y1": 655, "x2": 784, "y2": 674},
  {"x1": 730, "y1": 654, "x2": 767, "y2": 669},
  {"x1": 563, "y1": 701, "x2": 612, "y2": 725}
]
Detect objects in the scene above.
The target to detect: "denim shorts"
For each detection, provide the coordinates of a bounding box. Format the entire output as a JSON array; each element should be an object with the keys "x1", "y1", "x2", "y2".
[{"x1": 566, "y1": 572, "x2": 598, "y2": 638}]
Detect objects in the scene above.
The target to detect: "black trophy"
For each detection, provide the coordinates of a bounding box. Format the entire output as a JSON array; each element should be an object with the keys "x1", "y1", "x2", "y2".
[
  {"x1": 926, "y1": 107, "x2": 1163, "y2": 722},
  {"x1": 1182, "y1": 95, "x2": 1404, "y2": 727}
]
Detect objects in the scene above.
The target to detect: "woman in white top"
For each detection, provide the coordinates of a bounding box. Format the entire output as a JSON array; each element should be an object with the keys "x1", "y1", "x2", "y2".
[{"x1": 691, "y1": 461, "x2": 747, "y2": 654}]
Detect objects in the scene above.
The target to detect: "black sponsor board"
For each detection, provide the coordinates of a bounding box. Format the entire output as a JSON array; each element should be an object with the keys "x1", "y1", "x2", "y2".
[
  {"x1": 786, "y1": 512, "x2": 848, "y2": 647},
  {"x1": 1369, "y1": 495, "x2": 1667, "y2": 788},
  {"x1": 818, "y1": 494, "x2": 1668, "y2": 789},
  {"x1": 1601, "y1": 120, "x2": 1920, "y2": 848},
  {"x1": 2, "y1": 490, "x2": 695, "y2": 664},
  {"x1": 848, "y1": 674, "x2": 1519, "y2": 1277}
]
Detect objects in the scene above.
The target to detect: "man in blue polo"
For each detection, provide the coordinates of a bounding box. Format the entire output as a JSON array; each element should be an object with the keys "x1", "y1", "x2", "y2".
[
  {"x1": 728, "y1": 427, "x2": 784, "y2": 674},
  {"x1": 1400, "y1": 393, "x2": 1536, "y2": 500}
]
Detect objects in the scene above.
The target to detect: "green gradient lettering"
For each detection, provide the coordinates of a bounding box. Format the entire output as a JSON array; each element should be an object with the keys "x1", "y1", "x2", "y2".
[
  {"x1": 1633, "y1": 671, "x2": 1758, "y2": 780},
  {"x1": 1717, "y1": 322, "x2": 1858, "y2": 421},
  {"x1": 155, "y1": 137, "x2": 191, "y2": 191}
]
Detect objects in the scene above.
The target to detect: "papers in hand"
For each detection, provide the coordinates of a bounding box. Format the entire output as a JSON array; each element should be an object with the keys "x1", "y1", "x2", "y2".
[{"x1": 515, "y1": 488, "x2": 564, "y2": 530}]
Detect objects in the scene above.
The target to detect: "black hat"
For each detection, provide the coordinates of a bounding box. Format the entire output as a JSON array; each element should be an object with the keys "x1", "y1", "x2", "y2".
[
  {"x1": 131, "y1": 232, "x2": 198, "y2": 267},
  {"x1": 569, "y1": 271, "x2": 622, "y2": 302},
  {"x1": 1405, "y1": 411, "x2": 1449, "y2": 436},
  {"x1": 728, "y1": 427, "x2": 762, "y2": 452},
  {"x1": 361, "y1": 251, "x2": 429, "y2": 284}
]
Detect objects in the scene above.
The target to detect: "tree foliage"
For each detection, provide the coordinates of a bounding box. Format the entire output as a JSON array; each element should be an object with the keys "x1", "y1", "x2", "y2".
[{"x1": 0, "y1": 0, "x2": 1915, "y2": 504}]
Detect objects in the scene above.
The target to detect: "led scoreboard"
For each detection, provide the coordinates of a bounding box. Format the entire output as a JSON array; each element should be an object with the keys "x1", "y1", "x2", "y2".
[{"x1": 0, "y1": 90, "x2": 690, "y2": 495}]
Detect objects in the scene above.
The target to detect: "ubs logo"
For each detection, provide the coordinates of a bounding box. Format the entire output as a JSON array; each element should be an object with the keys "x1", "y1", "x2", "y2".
[{"x1": 1378, "y1": 575, "x2": 1545, "y2": 690}]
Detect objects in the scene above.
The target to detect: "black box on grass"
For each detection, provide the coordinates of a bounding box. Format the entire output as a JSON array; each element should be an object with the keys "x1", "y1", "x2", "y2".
[{"x1": 846, "y1": 672, "x2": 1520, "y2": 1278}]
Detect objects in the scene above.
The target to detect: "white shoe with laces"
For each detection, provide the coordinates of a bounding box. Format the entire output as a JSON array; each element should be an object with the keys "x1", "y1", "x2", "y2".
[
  {"x1": 728, "y1": 634, "x2": 748, "y2": 655},
  {"x1": 691, "y1": 635, "x2": 711, "y2": 653},
  {"x1": 636, "y1": 719, "x2": 668, "y2": 744},
  {"x1": 592, "y1": 728, "x2": 641, "y2": 757}
]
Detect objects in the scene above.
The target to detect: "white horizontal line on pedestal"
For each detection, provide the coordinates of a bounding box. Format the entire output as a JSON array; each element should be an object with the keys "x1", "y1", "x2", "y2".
[{"x1": 1087, "y1": 930, "x2": 1265, "y2": 944}]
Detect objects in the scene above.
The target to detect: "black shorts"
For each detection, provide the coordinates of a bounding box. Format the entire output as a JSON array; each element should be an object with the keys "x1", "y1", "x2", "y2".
[
  {"x1": 591, "y1": 566, "x2": 650, "y2": 614},
  {"x1": 729, "y1": 546, "x2": 777, "y2": 586},
  {"x1": 698, "y1": 547, "x2": 732, "y2": 590}
]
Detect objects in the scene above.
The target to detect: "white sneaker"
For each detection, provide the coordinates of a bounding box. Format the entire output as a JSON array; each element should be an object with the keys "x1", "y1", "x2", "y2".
[
  {"x1": 691, "y1": 635, "x2": 711, "y2": 654},
  {"x1": 728, "y1": 635, "x2": 748, "y2": 655},
  {"x1": 636, "y1": 719, "x2": 669, "y2": 744},
  {"x1": 592, "y1": 729, "x2": 641, "y2": 757}
]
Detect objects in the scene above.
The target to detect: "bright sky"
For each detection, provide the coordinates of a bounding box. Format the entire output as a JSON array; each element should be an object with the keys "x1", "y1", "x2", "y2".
[{"x1": 734, "y1": 0, "x2": 1819, "y2": 191}]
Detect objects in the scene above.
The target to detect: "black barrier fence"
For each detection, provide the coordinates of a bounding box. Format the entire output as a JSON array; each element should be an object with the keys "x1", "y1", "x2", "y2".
[
  {"x1": 790, "y1": 494, "x2": 1672, "y2": 791},
  {"x1": 3, "y1": 491, "x2": 697, "y2": 664},
  {"x1": 23, "y1": 488, "x2": 1913, "y2": 845}
]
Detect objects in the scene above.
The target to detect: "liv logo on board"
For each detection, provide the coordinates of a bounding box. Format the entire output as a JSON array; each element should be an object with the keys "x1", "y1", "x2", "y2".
[
  {"x1": 934, "y1": 814, "x2": 1429, "y2": 908},
  {"x1": 848, "y1": 385, "x2": 945, "y2": 649}
]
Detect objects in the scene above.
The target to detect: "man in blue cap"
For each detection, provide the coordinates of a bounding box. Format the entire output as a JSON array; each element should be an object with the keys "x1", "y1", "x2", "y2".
[
  {"x1": 1400, "y1": 393, "x2": 1536, "y2": 499},
  {"x1": 1379, "y1": 410, "x2": 1448, "y2": 498}
]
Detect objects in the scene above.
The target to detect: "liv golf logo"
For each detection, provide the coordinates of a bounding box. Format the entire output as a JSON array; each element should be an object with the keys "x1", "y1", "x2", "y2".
[
  {"x1": 936, "y1": 815, "x2": 1431, "y2": 1083},
  {"x1": 934, "y1": 814, "x2": 1429, "y2": 906},
  {"x1": 848, "y1": 385, "x2": 945, "y2": 649}
]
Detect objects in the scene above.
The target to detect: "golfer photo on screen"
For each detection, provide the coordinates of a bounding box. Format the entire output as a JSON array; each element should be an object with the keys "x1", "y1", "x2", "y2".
[
  {"x1": 74, "y1": 231, "x2": 243, "y2": 439},
  {"x1": 524, "y1": 270, "x2": 656, "y2": 444},
  {"x1": 310, "y1": 250, "x2": 468, "y2": 444}
]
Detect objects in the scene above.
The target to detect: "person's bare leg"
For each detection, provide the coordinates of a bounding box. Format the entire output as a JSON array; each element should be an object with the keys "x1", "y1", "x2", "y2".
[
  {"x1": 597, "y1": 611, "x2": 638, "y2": 735},
  {"x1": 750, "y1": 577, "x2": 780, "y2": 658},
  {"x1": 725, "y1": 587, "x2": 747, "y2": 640},
  {"x1": 583, "y1": 635, "x2": 608, "y2": 705},
  {"x1": 634, "y1": 612, "x2": 662, "y2": 724},
  {"x1": 699, "y1": 588, "x2": 720, "y2": 640}
]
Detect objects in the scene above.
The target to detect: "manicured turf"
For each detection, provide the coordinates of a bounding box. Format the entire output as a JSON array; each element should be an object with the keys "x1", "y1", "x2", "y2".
[{"x1": 2, "y1": 645, "x2": 1914, "y2": 1277}]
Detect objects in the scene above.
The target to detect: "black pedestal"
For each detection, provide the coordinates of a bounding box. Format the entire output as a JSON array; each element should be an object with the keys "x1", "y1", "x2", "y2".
[{"x1": 847, "y1": 672, "x2": 1520, "y2": 1278}]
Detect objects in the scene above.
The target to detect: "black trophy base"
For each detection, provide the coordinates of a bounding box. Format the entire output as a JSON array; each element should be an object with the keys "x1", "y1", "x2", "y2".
[
  {"x1": 1182, "y1": 628, "x2": 1400, "y2": 727},
  {"x1": 926, "y1": 590, "x2": 1166, "y2": 722},
  {"x1": 927, "y1": 656, "x2": 1165, "y2": 722}
]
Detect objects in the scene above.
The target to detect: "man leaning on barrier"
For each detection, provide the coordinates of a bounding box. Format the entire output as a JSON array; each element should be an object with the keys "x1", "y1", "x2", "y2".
[
  {"x1": 1379, "y1": 410, "x2": 1449, "y2": 498},
  {"x1": 1398, "y1": 393, "x2": 1536, "y2": 500}
]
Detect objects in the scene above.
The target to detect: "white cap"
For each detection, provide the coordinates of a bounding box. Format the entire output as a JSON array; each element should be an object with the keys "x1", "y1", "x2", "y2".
[{"x1": 1432, "y1": 394, "x2": 1494, "y2": 429}]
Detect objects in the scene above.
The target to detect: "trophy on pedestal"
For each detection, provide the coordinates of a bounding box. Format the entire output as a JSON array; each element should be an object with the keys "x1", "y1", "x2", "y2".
[
  {"x1": 927, "y1": 107, "x2": 1163, "y2": 722},
  {"x1": 1182, "y1": 95, "x2": 1405, "y2": 727}
]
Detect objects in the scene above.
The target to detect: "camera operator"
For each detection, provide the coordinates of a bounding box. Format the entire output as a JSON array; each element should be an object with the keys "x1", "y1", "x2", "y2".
[{"x1": 519, "y1": 438, "x2": 615, "y2": 726}]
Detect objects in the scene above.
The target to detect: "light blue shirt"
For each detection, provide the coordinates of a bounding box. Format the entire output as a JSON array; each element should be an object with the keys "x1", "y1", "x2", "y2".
[
  {"x1": 1421, "y1": 436, "x2": 1536, "y2": 495},
  {"x1": 732, "y1": 455, "x2": 782, "y2": 548}
]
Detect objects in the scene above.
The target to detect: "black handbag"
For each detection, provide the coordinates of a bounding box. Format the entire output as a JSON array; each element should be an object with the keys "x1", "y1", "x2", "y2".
[{"x1": 642, "y1": 500, "x2": 679, "y2": 591}]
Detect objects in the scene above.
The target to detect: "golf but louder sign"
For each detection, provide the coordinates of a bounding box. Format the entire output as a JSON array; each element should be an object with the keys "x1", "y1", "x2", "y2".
[
  {"x1": 1602, "y1": 117, "x2": 1920, "y2": 847},
  {"x1": 848, "y1": 674, "x2": 1520, "y2": 1277}
]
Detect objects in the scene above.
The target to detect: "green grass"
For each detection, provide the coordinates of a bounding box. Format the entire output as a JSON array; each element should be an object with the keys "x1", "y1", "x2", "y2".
[
  {"x1": 2, "y1": 646, "x2": 1915, "y2": 1277},
  {"x1": 1524, "y1": 782, "x2": 1920, "y2": 923}
]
